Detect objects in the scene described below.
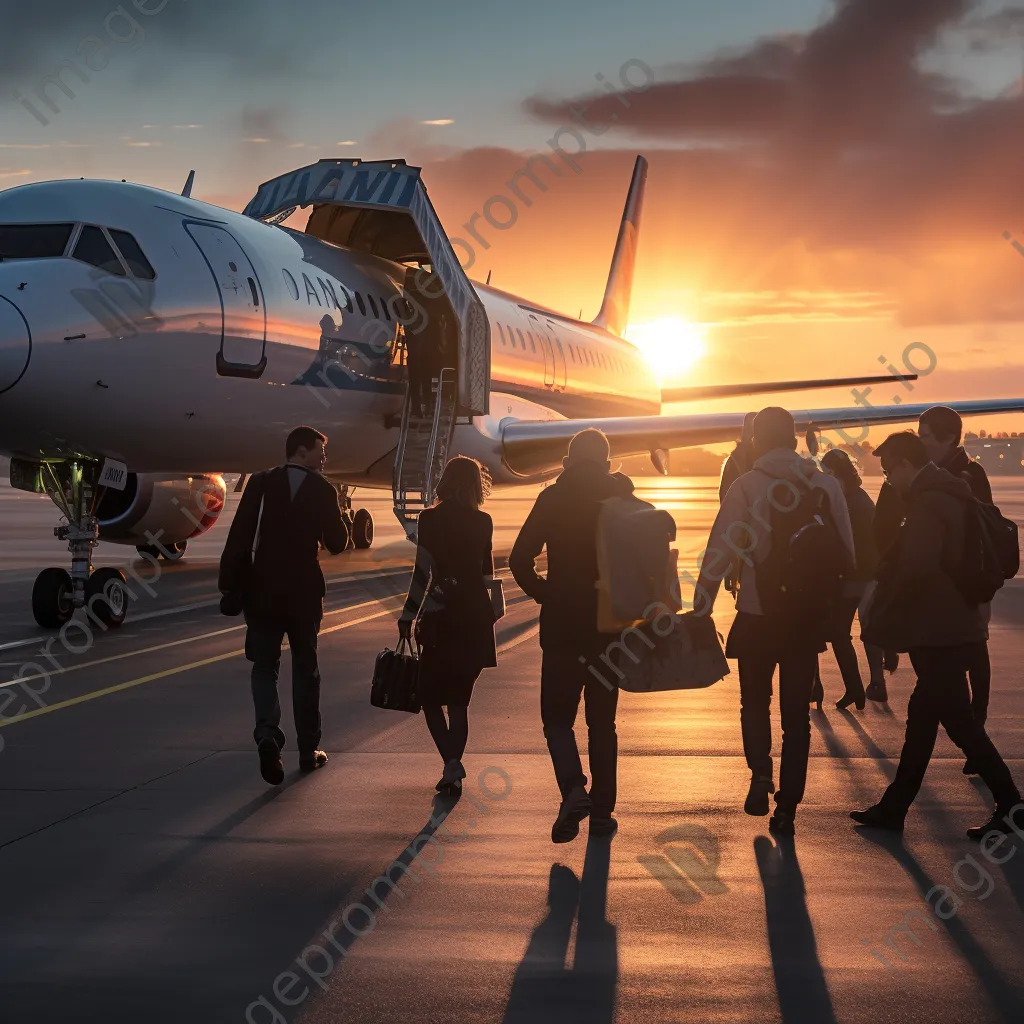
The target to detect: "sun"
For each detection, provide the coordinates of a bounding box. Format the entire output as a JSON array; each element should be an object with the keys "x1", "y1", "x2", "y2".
[{"x1": 625, "y1": 318, "x2": 708, "y2": 384}]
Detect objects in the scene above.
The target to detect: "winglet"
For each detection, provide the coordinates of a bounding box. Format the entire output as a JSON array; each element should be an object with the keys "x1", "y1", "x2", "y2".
[
  {"x1": 181, "y1": 170, "x2": 195, "y2": 198},
  {"x1": 593, "y1": 155, "x2": 647, "y2": 337}
]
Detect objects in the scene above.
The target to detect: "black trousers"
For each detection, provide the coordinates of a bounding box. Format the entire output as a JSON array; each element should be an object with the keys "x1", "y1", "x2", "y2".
[
  {"x1": 968, "y1": 640, "x2": 991, "y2": 727},
  {"x1": 245, "y1": 616, "x2": 322, "y2": 753},
  {"x1": 879, "y1": 645, "x2": 1019, "y2": 816},
  {"x1": 739, "y1": 649, "x2": 819, "y2": 812},
  {"x1": 541, "y1": 649, "x2": 619, "y2": 818}
]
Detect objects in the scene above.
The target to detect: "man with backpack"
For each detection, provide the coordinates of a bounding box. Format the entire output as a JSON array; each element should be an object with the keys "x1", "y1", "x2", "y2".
[
  {"x1": 918, "y1": 405, "x2": 994, "y2": 776},
  {"x1": 694, "y1": 407, "x2": 855, "y2": 836},
  {"x1": 851, "y1": 431, "x2": 1022, "y2": 840},
  {"x1": 510, "y1": 428, "x2": 636, "y2": 843}
]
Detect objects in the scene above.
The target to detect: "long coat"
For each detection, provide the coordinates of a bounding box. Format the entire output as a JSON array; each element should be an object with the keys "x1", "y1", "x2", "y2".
[
  {"x1": 218, "y1": 465, "x2": 349, "y2": 622},
  {"x1": 404, "y1": 501, "x2": 497, "y2": 674}
]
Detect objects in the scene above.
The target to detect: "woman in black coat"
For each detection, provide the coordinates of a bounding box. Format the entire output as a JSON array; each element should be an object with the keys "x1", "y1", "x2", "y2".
[{"x1": 399, "y1": 457, "x2": 497, "y2": 794}]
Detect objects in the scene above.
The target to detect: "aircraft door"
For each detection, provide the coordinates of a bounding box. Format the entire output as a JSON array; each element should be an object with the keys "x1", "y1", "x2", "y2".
[
  {"x1": 546, "y1": 321, "x2": 567, "y2": 391},
  {"x1": 529, "y1": 315, "x2": 554, "y2": 387},
  {"x1": 185, "y1": 223, "x2": 267, "y2": 379}
]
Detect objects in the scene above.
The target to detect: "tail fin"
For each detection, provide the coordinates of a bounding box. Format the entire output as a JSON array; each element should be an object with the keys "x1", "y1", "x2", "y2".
[{"x1": 593, "y1": 155, "x2": 647, "y2": 337}]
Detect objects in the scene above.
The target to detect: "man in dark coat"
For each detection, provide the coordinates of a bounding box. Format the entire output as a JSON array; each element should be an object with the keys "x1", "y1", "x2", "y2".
[
  {"x1": 219, "y1": 426, "x2": 349, "y2": 784},
  {"x1": 852, "y1": 431, "x2": 1022, "y2": 841},
  {"x1": 918, "y1": 405, "x2": 994, "y2": 776},
  {"x1": 510, "y1": 429, "x2": 634, "y2": 843}
]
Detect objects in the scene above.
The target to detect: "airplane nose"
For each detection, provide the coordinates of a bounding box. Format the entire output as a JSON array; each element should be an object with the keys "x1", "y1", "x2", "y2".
[{"x1": 0, "y1": 295, "x2": 31, "y2": 394}]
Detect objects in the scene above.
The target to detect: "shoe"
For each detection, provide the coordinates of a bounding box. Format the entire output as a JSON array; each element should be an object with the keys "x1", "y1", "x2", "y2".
[
  {"x1": 768, "y1": 808, "x2": 795, "y2": 836},
  {"x1": 850, "y1": 805, "x2": 905, "y2": 831},
  {"x1": 299, "y1": 750, "x2": 328, "y2": 772},
  {"x1": 967, "y1": 804, "x2": 1024, "y2": 842},
  {"x1": 811, "y1": 678, "x2": 824, "y2": 710},
  {"x1": 837, "y1": 687, "x2": 866, "y2": 711},
  {"x1": 884, "y1": 650, "x2": 900, "y2": 674},
  {"x1": 258, "y1": 739, "x2": 284, "y2": 785},
  {"x1": 744, "y1": 775, "x2": 775, "y2": 817},
  {"x1": 443, "y1": 759, "x2": 466, "y2": 784},
  {"x1": 551, "y1": 786, "x2": 593, "y2": 844},
  {"x1": 963, "y1": 760, "x2": 980, "y2": 777},
  {"x1": 437, "y1": 779, "x2": 463, "y2": 797},
  {"x1": 589, "y1": 816, "x2": 618, "y2": 837},
  {"x1": 865, "y1": 680, "x2": 889, "y2": 703}
]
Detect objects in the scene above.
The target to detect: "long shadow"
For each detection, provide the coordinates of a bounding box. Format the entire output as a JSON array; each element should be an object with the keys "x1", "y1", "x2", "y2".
[
  {"x1": 754, "y1": 835, "x2": 837, "y2": 1024},
  {"x1": 503, "y1": 836, "x2": 618, "y2": 1024},
  {"x1": 812, "y1": 713, "x2": 877, "y2": 806},
  {"x1": 856, "y1": 828, "x2": 1023, "y2": 1021}
]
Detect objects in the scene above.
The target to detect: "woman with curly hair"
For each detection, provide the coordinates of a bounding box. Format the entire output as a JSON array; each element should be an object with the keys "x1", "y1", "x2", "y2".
[{"x1": 399, "y1": 456, "x2": 498, "y2": 794}]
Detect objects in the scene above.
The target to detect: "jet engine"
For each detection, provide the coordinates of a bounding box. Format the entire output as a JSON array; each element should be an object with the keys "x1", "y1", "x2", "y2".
[{"x1": 96, "y1": 473, "x2": 227, "y2": 548}]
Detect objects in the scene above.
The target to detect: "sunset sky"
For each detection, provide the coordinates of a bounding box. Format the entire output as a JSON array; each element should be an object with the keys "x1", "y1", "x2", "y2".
[{"x1": 4, "y1": 0, "x2": 1024, "y2": 435}]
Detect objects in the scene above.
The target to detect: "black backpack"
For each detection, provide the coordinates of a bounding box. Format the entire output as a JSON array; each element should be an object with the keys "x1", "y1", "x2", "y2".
[
  {"x1": 755, "y1": 476, "x2": 851, "y2": 632},
  {"x1": 954, "y1": 499, "x2": 1020, "y2": 605}
]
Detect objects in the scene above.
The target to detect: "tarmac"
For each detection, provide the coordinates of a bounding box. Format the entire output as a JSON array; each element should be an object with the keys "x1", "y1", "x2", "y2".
[{"x1": 0, "y1": 476, "x2": 1022, "y2": 1023}]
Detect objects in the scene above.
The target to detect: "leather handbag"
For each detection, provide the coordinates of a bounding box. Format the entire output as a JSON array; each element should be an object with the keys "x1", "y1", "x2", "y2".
[
  {"x1": 370, "y1": 638, "x2": 422, "y2": 713},
  {"x1": 612, "y1": 613, "x2": 730, "y2": 693}
]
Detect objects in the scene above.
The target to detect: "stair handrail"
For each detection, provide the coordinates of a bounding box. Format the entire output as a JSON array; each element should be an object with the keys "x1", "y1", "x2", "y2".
[{"x1": 423, "y1": 367, "x2": 456, "y2": 506}]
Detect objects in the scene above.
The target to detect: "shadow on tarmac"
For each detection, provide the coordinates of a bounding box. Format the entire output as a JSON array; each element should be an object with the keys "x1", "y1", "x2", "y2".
[
  {"x1": 503, "y1": 835, "x2": 618, "y2": 1024},
  {"x1": 754, "y1": 834, "x2": 837, "y2": 1024}
]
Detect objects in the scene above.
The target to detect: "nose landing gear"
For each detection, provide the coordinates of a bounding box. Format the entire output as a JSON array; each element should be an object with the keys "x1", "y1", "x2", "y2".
[
  {"x1": 30, "y1": 460, "x2": 129, "y2": 630},
  {"x1": 338, "y1": 484, "x2": 374, "y2": 551}
]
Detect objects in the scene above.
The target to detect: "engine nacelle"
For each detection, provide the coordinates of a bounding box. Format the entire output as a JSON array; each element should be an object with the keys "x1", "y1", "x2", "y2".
[{"x1": 96, "y1": 473, "x2": 227, "y2": 547}]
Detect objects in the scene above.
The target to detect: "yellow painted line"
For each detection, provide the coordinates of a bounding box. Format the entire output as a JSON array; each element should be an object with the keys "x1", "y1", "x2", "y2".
[
  {"x1": 0, "y1": 604, "x2": 400, "y2": 728},
  {"x1": 0, "y1": 598, "x2": 384, "y2": 691}
]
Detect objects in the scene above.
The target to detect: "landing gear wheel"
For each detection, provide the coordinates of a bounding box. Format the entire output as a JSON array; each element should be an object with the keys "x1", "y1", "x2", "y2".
[
  {"x1": 86, "y1": 567, "x2": 128, "y2": 628},
  {"x1": 161, "y1": 540, "x2": 187, "y2": 562},
  {"x1": 353, "y1": 508, "x2": 374, "y2": 549},
  {"x1": 32, "y1": 567, "x2": 74, "y2": 629}
]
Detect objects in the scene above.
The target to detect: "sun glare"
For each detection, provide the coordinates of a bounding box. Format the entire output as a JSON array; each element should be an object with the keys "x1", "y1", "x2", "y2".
[{"x1": 625, "y1": 318, "x2": 708, "y2": 383}]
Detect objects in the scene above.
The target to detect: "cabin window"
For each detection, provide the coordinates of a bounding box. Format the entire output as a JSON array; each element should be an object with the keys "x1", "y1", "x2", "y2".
[
  {"x1": 72, "y1": 226, "x2": 126, "y2": 276},
  {"x1": 496, "y1": 323, "x2": 506, "y2": 346},
  {"x1": 516, "y1": 328, "x2": 526, "y2": 351},
  {"x1": 108, "y1": 229, "x2": 156, "y2": 279},
  {"x1": 527, "y1": 332, "x2": 537, "y2": 353},
  {"x1": 338, "y1": 285, "x2": 354, "y2": 312},
  {"x1": 0, "y1": 222, "x2": 75, "y2": 259},
  {"x1": 367, "y1": 294, "x2": 379, "y2": 318},
  {"x1": 355, "y1": 292, "x2": 366, "y2": 316},
  {"x1": 380, "y1": 297, "x2": 391, "y2": 321}
]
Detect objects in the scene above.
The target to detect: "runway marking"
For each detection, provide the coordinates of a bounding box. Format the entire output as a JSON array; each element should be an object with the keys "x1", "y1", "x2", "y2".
[
  {"x1": 0, "y1": 597, "x2": 392, "y2": 691},
  {"x1": 0, "y1": 603, "x2": 401, "y2": 728}
]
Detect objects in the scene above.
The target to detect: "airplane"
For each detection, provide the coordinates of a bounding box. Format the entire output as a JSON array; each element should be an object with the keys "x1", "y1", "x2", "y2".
[{"x1": 1, "y1": 154, "x2": 1022, "y2": 630}]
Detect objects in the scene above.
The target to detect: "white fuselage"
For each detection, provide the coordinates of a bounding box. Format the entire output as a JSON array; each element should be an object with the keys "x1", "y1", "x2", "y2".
[{"x1": 0, "y1": 180, "x2": 659, "y2": 485}]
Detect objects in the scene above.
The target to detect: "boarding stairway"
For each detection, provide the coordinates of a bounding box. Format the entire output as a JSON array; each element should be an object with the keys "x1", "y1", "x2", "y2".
[{"x1": 392, "y1": 368, "x2": 458, "y2": 540}]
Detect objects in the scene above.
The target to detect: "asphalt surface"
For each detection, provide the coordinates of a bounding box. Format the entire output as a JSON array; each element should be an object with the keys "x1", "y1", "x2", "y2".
[{"x1": 1, "y1": 477, "x2": 1023, "y2": 1023}]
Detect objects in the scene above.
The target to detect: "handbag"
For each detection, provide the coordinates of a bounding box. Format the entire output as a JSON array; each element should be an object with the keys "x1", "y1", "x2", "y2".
[
  {"x1": 370, "y1": 637, "x2": 422, "y2": 713},
  {"x1": 488, "y1": 578, "x2": 506, "y2": 621},
  {"x1": 612, "y1": 613, "x2": 730, "y2": 693}
]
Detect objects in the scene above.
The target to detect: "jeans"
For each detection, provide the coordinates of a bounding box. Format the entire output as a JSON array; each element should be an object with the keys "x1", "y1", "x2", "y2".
[
  {"x1": 541, "y1": 650, "x2": 619, "y2": 818},
  {"x1": 245, "y1": 616, "x2": 322, "y2": 753},
  {"x1": 739, "y1": 649, "x2": 819, "y2": 812},
  {"x1": 879, "y1": 645, "x2": 1019, "y2": 815}
]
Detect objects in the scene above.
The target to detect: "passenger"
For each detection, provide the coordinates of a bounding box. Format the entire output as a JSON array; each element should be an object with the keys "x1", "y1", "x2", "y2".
[
  {"x1": 818, "y1": 448, "x2": 884, "y2": 709},
  {"x1": 851, "y1": 431, "x2": 1022, "y2": 840},
  {"x1": 871, "y1": 454, "x2": 908, "y2": 697},
  {"x1": 918, "y1": 406, "x2": 993, "y2": 777},
  {"x1": 509, "y1": 428, "x2": 631, "y2": 843},
  {"x1": 405, "y1": 332, "x2": 430, "y2": 418},
  {"x1": 399, "y1": 456, "x2": 497, "y2": 796},
  {"x1": 694, "y1": 407, "x2": 855, "y2": 836},
  {"x1": 719, "y1": 411, "x2": 757, "y2": 504},
  {"x1": 218, "y1": 426, "x2": 349, "y2": 785}
]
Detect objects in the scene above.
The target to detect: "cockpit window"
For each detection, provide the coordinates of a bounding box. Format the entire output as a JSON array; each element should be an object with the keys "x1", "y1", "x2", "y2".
[
  {"x1": 73, "y1": 226, "x2": 126, "y2": 276},
  {"x1": 108, "y1": 229, "x2": 155, "y2": 279},
  {"x1": 0, "y1": 223, "x2": 75, "y2": 259}
]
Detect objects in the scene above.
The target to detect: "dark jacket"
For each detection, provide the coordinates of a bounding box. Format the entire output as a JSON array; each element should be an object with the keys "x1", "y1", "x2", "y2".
[
  {"x1": 846, "y1": 485, "x2": 879, "y2": 581},
  {"x1": 219, "y1": 465, "x2": 348, "y2": 621},
  {"x1": 510, "y1": 462, "x2": 634, "y2": 653},
  {"x1": 873, "y1": 445, "x2": 991, "y2": 557},
  {"x1": 403, "y1": 502, "x2": 497, "y2": 672},
  {"x1": 862, "y1": 463, "x2": 987, "y2": 651},
  {"x1": 719, "y1": 441, "x2": 754, "y2": 504}
]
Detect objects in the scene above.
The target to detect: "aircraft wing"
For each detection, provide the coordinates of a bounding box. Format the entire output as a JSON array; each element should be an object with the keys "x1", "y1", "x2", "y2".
[
  {"x1": 661, "y1": 373, "x2": 916, "y2": 404},
  {"x1": 501, "y1": 398, "x2": 1024, "y2": 477}
]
